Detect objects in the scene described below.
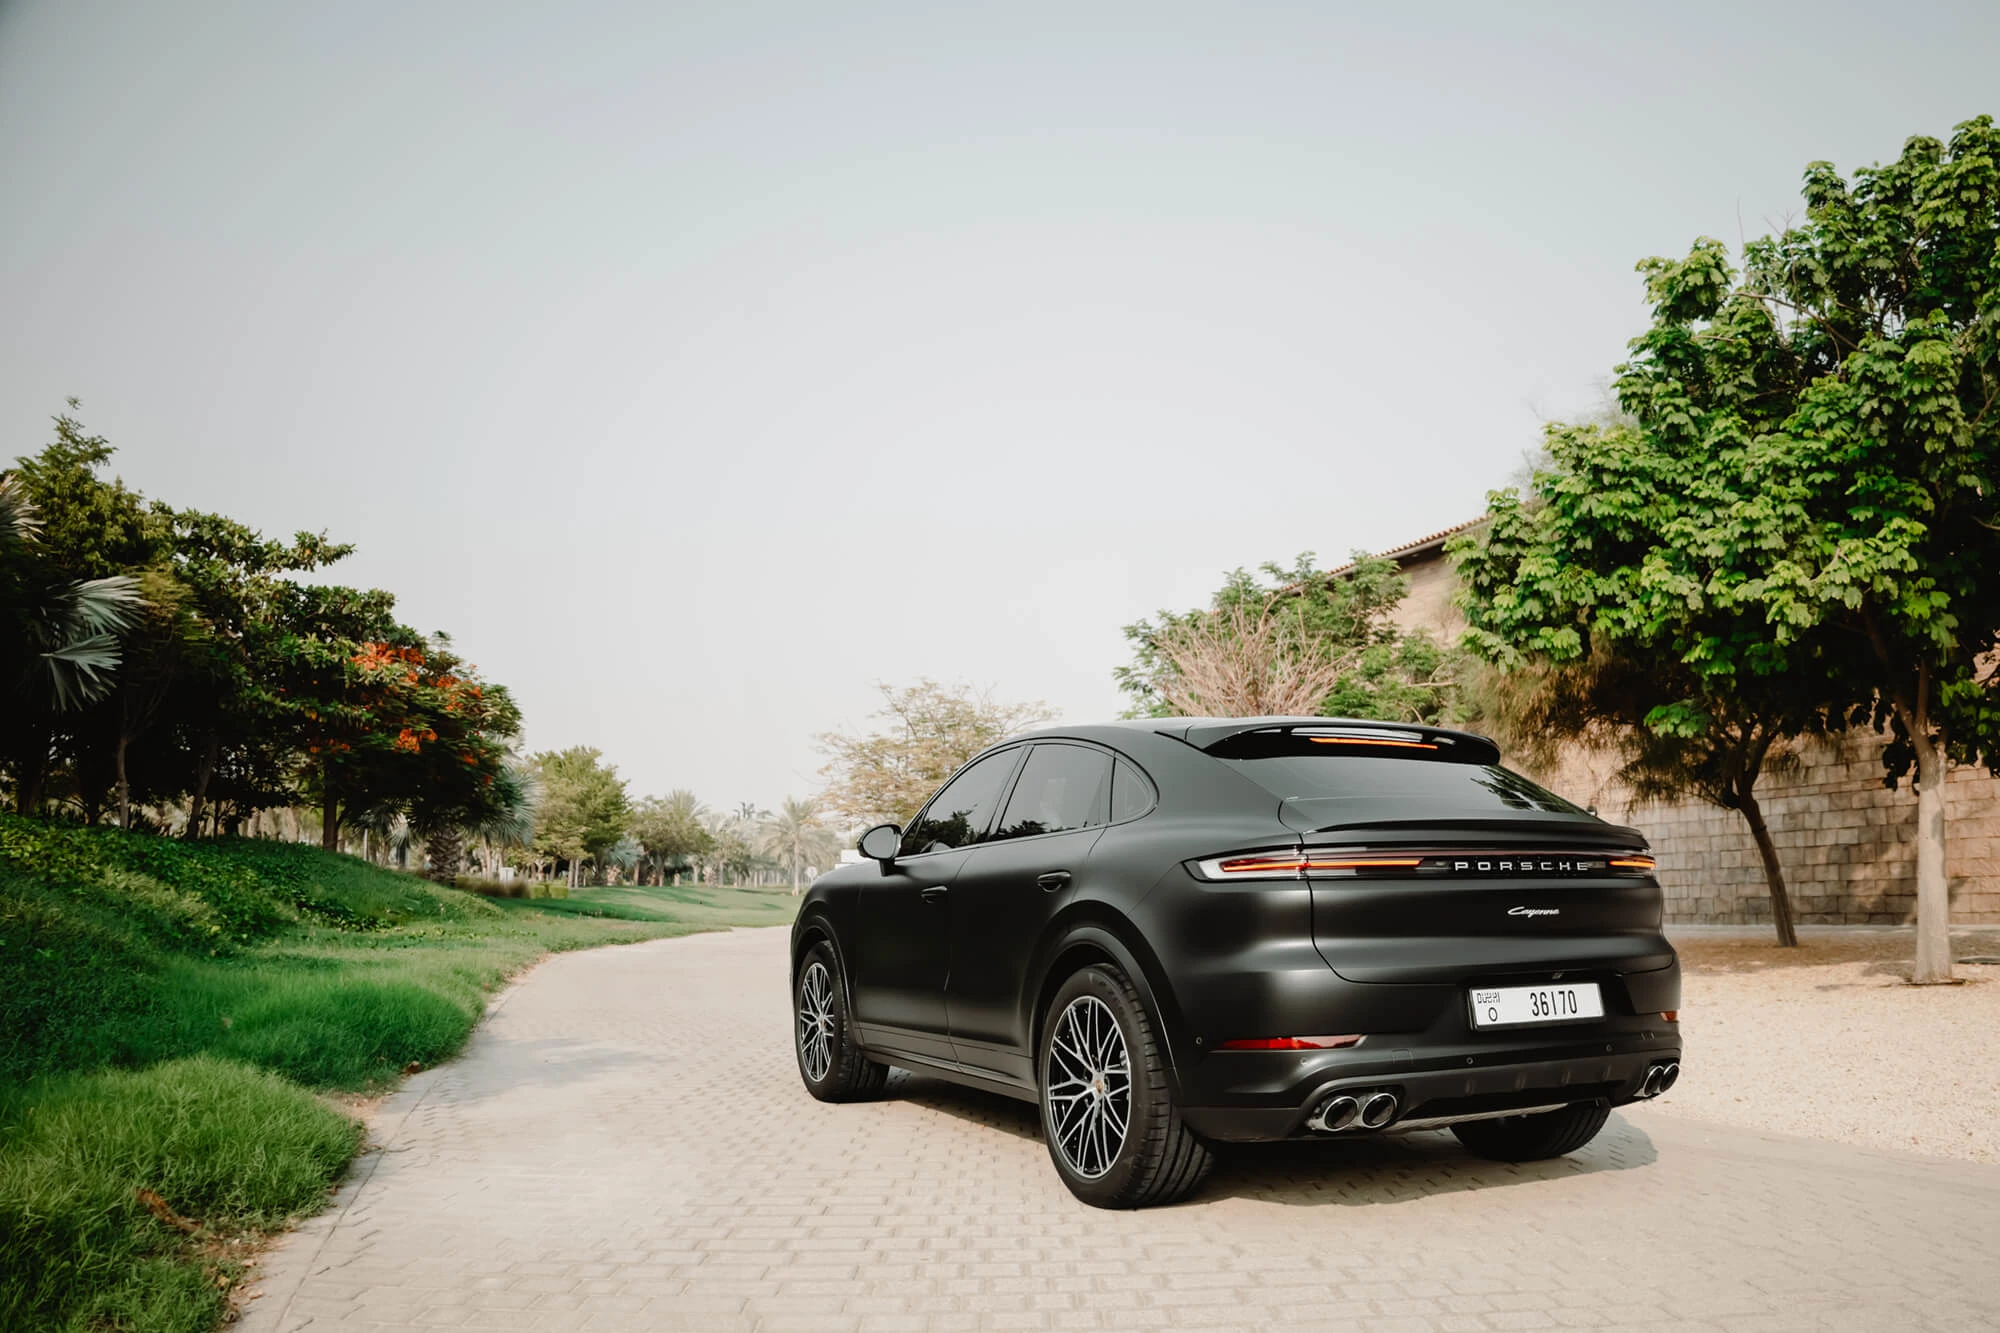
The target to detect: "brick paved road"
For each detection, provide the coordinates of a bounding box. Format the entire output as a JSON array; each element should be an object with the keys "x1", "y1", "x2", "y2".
[{"x1": 241, "y1": 927, "x2": 2000, "y2": 1332}]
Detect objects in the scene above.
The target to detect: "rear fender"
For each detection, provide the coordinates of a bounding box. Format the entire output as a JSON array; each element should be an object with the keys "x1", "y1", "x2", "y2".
[{"x1": 1027, "y1": 910, "x2": 1188, "y2": 1095}]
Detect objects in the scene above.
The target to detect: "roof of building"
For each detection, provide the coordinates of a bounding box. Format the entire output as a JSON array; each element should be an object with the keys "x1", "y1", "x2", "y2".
[{"x1": 1322, "y1": 514, "x2": 1490, "y2": 579}]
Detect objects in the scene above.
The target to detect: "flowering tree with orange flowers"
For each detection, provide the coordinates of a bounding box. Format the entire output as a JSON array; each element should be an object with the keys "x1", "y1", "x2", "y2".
[{"x1": 271, "y1": 583, "x2": 517, "y2": 853}]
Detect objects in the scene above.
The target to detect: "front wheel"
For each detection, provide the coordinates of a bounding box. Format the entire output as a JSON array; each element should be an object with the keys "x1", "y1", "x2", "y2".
[
  {"x1": 794, "y1": 942, "x2": 887, "y2": 1102},
  {"x1": 1038, "y1": 965, "x2": 1213, "y2": 1208},
  {"x1": 1451, "y1": 1101, "x2": 1610, "y2": 1161}
]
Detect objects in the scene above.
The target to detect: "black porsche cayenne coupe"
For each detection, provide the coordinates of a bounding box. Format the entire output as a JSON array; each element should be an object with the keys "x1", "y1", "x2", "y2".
[{"x1": 790, "y1": 717, "x2": 1682, "y2": 1208}]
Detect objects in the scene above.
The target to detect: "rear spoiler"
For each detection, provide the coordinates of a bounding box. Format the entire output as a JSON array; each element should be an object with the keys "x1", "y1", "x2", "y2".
[{"x1": 1158, "y1": 717, "x2": 1502, "y2": 765}]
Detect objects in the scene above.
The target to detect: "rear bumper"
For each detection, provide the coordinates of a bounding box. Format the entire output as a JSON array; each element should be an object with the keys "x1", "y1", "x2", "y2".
[{"x1": 1178, "y1": 1022, "x2": 1681, "y2": 1142}]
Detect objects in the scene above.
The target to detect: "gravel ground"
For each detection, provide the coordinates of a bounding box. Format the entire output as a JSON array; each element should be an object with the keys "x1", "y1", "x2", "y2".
[{"x1": 1638, "y1": 925, "x2": 2000, "y2": 1163}]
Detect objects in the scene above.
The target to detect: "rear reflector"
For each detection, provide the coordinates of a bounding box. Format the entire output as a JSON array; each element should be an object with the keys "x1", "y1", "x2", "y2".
[
  {"x1": 1660, "y1": 1011, "x2": 1678, "y2": 1022},
  {"x1": 1217, "y1": 1035, "x2": 1363, "y2": 1051}
]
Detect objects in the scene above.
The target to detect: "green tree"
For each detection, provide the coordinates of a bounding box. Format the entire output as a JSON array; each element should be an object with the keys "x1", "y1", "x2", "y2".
[
  {"x1": 531, "y1": 746, "x2": 631, "y2": 887},
  {"x1": 154, "y1": 507, "x2": 352, "y2": 835},
  {"x1": 628, "y1": 789, "x2": 714, "y2": 885},
  {"x1": 1116, "y1": 553, "x2": 1464, "y2": 722},
  {"x1": 817, "y1": 680, "x2": 1054, "y2": 823},
  {"x1": 1462, "y1": 117, "x2": 2000, "y2": 981}
]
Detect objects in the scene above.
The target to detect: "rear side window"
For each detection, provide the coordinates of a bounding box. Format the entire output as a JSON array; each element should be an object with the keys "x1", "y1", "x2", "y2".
[
  {"x1": 1109, "y1": 758, "x2": 1155, "y2": 823},
  {"x1": 991, "y1": 744, "x2": 1110, "y2": 841},
  {"x1": 902, "y1": 748, "x2": 1021, "y2": 855}
]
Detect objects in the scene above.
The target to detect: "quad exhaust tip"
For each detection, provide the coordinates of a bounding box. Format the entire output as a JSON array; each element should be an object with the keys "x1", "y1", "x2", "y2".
[
  {"x1": 1309, "y1": 1090, "x2": 1398, "y2": 1133},
  {"x1": 1315, "y1": 1095, "x2": 1360, "y2": 1131},
  {"x1": 1639, "y1": 1061, "x2": 1681, "y2": 1098}
]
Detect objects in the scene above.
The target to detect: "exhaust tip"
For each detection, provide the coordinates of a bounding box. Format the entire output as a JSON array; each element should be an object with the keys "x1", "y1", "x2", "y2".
[
  {"x1": 1359, "y1": 1091, "x2": 1398, "y2": 1130},
  {"x1": 1640, "y1": 1066, "x2": 1662, "y2": 1098},
  {"x1": 1312, "y1": 1094, "x2": 1360, "y2": 1132},
  {"x1": 1655, "y1": 1061, "x2": 1679, "y2": 1094}
]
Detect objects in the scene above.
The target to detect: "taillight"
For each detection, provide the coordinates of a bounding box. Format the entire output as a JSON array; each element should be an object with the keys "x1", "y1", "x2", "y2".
[
  {"x1": 1217, "y1": 1035, "x2": 1362, "y2": 1051},
  {"x1": 1194, "y1": 852, "x2": 1424, "y2": 880},
  {"x1": 1192, "y1": 849, "x2": 1655, "y2": 881}
]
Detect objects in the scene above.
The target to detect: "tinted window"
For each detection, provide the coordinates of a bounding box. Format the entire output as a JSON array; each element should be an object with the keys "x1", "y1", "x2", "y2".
[
  {"x1": 991, "y1": 745, "x2": 1111, "y2": 841},
  {"x1": 1221, "y1": 755, "x2": 1582, "y2": 814},
  {"x1": 1110, "y1": 758, "x2": 1154, "y2": 823},
  {"x1": 901, "y1": 749, "x2": 1020, "y2": 855}
]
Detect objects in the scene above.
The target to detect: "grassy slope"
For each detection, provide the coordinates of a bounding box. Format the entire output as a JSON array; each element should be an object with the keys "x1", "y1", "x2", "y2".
[{"x1": 0, "y1": 816, "x2": 794, "y2": 1332}]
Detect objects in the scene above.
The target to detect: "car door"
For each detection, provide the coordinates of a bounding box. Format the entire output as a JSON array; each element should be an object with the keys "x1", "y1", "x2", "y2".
[
  {"x1": 945, "y1": 742, "x2": 1113, "y2": 1084},
  {"x1": 849, "y1": 745, "x2": 1024, "y2": 1065}
]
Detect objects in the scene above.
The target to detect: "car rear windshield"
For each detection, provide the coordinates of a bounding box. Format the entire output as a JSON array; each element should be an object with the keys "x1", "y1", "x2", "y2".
[{"x1": 1216, "y1": 753, "x2": 1584, "y2": 815}]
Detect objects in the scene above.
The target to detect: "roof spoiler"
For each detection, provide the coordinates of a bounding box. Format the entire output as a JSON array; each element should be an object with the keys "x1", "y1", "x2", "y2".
[{"x1": 1159, "y1": 717, "x2": 1502, "y2": 765}]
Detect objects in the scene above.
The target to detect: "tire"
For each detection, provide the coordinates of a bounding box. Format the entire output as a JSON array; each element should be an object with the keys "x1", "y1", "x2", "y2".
[
  {"x1": 1451, "y1": 1101, "x2": 1610, "y2": 1162},
  {"x1": 794, "y1": 941, "x2": 887, "y2": 1102},
  {"x1": 1038, "y1": 964, "x2": 1213, "y2": 1208}
]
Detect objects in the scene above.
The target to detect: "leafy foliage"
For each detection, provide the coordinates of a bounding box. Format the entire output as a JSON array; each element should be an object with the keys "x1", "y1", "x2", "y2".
[
  {"x1": 1454, "y1": 117, "x2": 2000, "y2": 973},
  {"x1": 1116, "y1": 553, "x2": 1466, "y2": 722},
  {"x1": 529, "y1": 747, "x2": 632, "y2": 882},
  {"x1": 1, "y1": 406, "x2": 522, "y2": 850},
  {"x1": 817, "y1": 680, "x2": 1054, "y2": 824}
]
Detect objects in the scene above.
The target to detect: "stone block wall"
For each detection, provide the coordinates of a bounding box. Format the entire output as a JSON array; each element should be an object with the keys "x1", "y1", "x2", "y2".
[{"x1": 1523, "y1": 732, "x2": 2000, "y2": 927}]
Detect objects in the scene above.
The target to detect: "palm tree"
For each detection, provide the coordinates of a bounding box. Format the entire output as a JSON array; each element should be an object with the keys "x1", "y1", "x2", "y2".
[
  {"x1": 2, "y1": 474, "x2": 147, "y2": 813},
  {"x1": 760, "y1": 796, "x2": 839, "y2": 895},
  {"x1": 1, "y1": 473, "x2": 146, "y2": 711}
]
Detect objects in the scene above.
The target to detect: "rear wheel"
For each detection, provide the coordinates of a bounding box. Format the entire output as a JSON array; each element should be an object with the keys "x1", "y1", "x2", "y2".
[
  {"x1": 1451, "y1": 1101, "x2": 1610, "y2": 1161},
  {"x1": 794, "y1": 941, "x2": 887, "y2": 1102},
  {"x1": 1038, "y1": 964, "x2": 1212, "y2": 1208}
]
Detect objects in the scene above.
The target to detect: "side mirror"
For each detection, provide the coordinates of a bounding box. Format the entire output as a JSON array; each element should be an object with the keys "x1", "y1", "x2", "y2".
[{"x1": 857, "y1": 823, "x2": 902, "y2": 865}]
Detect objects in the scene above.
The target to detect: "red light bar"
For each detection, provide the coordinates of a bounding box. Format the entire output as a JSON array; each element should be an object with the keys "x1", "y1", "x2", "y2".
[
  {"x1": 1214, "y1": 856, "x2": 1311, "y2": 874},
  {"x1": 1609, "y1": 856, "x2": 1656, "y2": 871},
  {"x1": 1304, "y1": 857, "x2": 1423, "y2": 871},
  {"x1": 1217, "y1": 1035, "x2": 1363, "y2": 1051},
  {"x1": 1307, "y1": 736, "x2": 1437, "y2": 749}
]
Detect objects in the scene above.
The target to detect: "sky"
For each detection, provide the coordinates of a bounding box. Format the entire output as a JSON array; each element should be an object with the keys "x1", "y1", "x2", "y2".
[{"x1": 3, "y1": 1, "x2": 1996, "y2": 810}]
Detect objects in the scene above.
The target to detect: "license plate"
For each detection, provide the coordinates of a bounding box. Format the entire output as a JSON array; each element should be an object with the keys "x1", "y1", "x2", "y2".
[{"x1": 1469, "y1": 983, "x2": 1603, "y2": 1029}]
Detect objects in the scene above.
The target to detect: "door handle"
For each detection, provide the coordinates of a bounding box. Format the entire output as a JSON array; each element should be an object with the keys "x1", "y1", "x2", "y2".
[
  {"x1": 1036, "y1": 870, "x2": 1072, "y2": 892},
  {"x1": 920, "y1": 885, "x2": 949, "y2": 904}
]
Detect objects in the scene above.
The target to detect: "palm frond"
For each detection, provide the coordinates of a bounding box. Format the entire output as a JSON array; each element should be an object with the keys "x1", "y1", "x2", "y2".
[
  {"x1": 33, "y1": 575, "x2": 148, "y2": 711},
  {"x1": 61, "y1": 575, "x2": 147, "y2": 638},
  {"x1": 0, "y1": 474, "x2": 42, "y2": 547}
]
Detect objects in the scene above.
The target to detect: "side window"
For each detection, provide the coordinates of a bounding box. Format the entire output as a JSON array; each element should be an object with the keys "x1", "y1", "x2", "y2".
[
  {"x1": 991, "y1": 744, "x2": 1111, "y2": 842},
  {"x1": 900, "y1": 749, "x2": 1019, "y2": 856},
  {"x1": 1109, "y1": 758, "x2": 1155, "y2": 823}
]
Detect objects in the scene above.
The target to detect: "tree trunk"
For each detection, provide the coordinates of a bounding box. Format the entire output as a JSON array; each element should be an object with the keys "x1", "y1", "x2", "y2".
[
  {"x1": 1734, "y1": 791, "x2": 1797, "y2": 947},
  {"x1": 320, "y1": 759, "x2": 340, "y2": 851},
  {"x1": 425, "y1": 826, "x2": 464, "y2": 882},
  {"x1": 186, "y1": 736, "x2": 217, "y2": 839},
  {"x1": 1910, "y1": 732, "x2": 1955, "y2": 984},
  {"x1": 115, "y1": 734, "x2": 132, "y2": 830}
]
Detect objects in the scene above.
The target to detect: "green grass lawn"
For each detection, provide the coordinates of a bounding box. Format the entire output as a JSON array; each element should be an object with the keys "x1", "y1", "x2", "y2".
[
  {"x1": 0, "y1": 816, "x2": 792, "y2": 1333},
  {"x1": 554, "y1": 878, "x2": 804, "y2": 928}
]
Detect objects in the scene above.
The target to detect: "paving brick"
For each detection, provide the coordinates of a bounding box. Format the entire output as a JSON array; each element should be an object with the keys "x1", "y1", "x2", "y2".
[{"x1": 239, "y1": 928, "x2": 2000, "y2": 1333}]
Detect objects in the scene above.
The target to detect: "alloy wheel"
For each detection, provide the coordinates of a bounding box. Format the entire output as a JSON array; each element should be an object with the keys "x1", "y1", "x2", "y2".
[
  {"x1": 797, "y1": 960, "x2": 835, "y2": 1082},
  {"x1": 1045, "y1": 994, "x2": 1131, "y2": 1179}
]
